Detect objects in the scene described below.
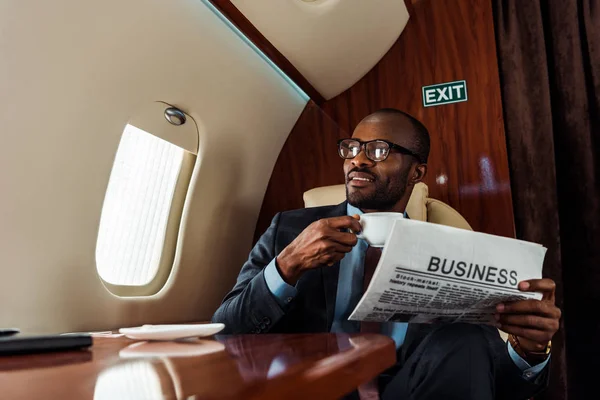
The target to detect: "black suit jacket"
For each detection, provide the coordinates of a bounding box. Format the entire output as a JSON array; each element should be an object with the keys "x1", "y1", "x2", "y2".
[
  {"x1": 212, "y1": 202, "x2": 549, "y2": 399},
  {"x1": 213, "y1": 202, "x2": 347, "y2": 335}
]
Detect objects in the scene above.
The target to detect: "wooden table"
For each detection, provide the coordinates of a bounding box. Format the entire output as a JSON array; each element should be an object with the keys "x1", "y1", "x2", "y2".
[{"x1": 0, "y1": 333, "x2": 396, "y2": 399}]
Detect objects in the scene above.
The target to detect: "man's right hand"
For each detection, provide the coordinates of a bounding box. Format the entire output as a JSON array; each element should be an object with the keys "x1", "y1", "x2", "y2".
[{"x1": 276, "y1": 215, "x2": 362, "y2": 285}]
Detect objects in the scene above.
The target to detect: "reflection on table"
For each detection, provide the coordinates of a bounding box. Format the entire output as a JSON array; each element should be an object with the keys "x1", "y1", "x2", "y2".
[{"x1": 1, "y1": 333, "x2": 395, "y2": 400}]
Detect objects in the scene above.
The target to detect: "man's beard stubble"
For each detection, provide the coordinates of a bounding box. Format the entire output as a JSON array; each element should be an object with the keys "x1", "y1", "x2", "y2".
[{"x1": 346, "y1": 167, "x2": 410, "y2": 211}]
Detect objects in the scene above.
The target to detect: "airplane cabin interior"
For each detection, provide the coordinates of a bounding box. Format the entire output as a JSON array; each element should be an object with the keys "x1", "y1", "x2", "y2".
[{"x1": 0, "y1": 0, "x2": 598, "y2": 399}]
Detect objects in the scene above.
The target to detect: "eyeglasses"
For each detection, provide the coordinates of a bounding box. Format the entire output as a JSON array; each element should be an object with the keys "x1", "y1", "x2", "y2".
[{"x1": 337, "y1": 138, "x2": 422, "y2": 163}]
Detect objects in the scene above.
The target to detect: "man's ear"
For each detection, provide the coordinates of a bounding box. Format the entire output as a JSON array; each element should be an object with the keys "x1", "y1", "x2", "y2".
[{"x1": 410, "y1": 164, "x2": 428, "y2": 185}]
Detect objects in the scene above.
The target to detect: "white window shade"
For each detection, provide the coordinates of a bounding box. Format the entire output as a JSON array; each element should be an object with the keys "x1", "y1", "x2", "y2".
[{"x1": 96, "y1": 124, "x2": 188, "y2": 288}]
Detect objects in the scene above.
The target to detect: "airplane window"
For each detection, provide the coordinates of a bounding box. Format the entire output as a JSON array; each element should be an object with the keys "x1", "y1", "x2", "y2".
[{"x1": 95, "y1": 123, "x2": 192, "y2": 293}]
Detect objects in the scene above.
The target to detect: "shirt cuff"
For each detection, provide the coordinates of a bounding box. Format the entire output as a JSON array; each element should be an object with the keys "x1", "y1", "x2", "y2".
[
  {"x1": 507, "y1": 340, "x2": 550, "y2": 381},
  {"x1": 264, "y1": 258, "x2": 298, "y2": 308}
]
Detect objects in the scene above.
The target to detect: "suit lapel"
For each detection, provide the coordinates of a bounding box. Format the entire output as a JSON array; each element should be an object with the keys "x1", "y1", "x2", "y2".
[{"x1": 321, "y1": 202, "x2": 348, "y2": 331}]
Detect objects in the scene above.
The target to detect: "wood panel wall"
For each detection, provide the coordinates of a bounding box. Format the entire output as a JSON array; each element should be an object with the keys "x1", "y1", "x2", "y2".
[{"x1": 255, "y1": 0, "x2": 515, "y2": 242}]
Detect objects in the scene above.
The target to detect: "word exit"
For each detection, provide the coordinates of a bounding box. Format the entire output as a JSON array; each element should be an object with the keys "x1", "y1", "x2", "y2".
[{"x1": 422, "y1": 80, "x2": 468, "y2": 107}]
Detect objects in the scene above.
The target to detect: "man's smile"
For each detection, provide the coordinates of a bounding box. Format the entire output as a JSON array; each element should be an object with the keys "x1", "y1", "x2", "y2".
[{"x1": 347, "y1": 171, "x2": 376, "y2": 187}]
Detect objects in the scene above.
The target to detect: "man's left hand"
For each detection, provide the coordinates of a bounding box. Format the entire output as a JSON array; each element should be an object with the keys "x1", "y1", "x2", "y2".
[{"x1": 495, "y1": 278, "x2": 561, "y2": 353}]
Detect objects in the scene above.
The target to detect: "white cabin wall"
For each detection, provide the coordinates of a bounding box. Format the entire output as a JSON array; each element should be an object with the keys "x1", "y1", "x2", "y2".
[
  {"x1": 230, "y1": 0, "x2": 409, "y2": 99},
  {"x1": 0, "y1": 0, "x2": 307, "y2": 332}
]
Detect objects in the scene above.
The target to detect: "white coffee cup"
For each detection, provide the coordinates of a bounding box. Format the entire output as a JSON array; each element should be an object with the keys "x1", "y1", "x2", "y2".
[{"x1": 356, "y1": 212, "x2": 404, "y2": 247}]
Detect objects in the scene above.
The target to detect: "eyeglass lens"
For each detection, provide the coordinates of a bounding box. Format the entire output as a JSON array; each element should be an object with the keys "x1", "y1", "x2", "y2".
[{"x1": 339, "y1": 140, "x2": 390, "y2": 161}]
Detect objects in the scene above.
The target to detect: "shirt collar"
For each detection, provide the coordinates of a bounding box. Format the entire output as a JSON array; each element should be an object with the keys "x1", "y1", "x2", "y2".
[
  {"x1": 346, "y1": 202, "x2": 408, "y2": 218},
  {"x1": 346, "y1": 202, "x2": 363, "y2": 216}
]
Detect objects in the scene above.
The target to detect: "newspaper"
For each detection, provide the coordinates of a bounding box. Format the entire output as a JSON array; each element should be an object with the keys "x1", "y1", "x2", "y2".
[{"x1": 349, "y1": 218, "x2": 547, "y2": 325}]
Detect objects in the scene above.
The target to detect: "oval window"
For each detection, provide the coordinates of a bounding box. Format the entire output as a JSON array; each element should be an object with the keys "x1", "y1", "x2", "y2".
[{"x1": 96, "y1": 102, "x2": 198, "y2": 296}]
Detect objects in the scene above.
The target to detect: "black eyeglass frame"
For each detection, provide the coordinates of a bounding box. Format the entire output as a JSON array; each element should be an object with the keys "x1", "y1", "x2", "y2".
[{"x1": 337, "y1": 138, "x2": 423, "y2": 163}]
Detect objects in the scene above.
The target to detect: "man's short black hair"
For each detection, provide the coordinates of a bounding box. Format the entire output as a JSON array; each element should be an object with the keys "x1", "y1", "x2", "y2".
[{"x1": 369, "y1": 108, "x2": 431, "y2": 164}]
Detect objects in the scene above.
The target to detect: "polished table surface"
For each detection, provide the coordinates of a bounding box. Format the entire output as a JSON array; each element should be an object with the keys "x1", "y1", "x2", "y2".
[{"x1": 0, "y1": 333, "x2": 396, "y2": 399}]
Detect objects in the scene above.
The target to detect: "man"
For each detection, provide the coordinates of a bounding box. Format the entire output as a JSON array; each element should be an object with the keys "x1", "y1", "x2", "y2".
[{"x1": 213, "y1": 109, "x2": 560, "y2": 399}]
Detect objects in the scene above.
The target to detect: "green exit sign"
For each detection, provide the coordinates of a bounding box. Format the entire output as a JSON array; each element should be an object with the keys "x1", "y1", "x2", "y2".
[{"x1": 422, "y1": 80, "x2": 468, "y2": 107}]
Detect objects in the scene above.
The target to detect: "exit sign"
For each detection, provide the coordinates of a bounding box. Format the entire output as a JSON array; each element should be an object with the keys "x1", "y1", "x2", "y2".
[{"x1": 422, "y1": 80, "x2": 468, "y2": 107}]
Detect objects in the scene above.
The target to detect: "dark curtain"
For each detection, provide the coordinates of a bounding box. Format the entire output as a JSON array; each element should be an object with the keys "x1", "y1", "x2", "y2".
[{"x1": 493, "y1": 1, "x2": 600, "y2": 399}]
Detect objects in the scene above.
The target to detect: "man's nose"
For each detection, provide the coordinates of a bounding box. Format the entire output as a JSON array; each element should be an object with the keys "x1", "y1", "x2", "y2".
[{"x1": 351, "y1": 149, "x2": 375, "y2": 168}]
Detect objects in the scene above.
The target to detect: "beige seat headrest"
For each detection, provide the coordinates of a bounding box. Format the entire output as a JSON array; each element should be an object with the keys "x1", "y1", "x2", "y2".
[
  {"x1": 303, "y1": 184, "x2": 346, "y2": 209},
  {"x1": 303, "y1": 182, "x2": 472, "y2": 230}
]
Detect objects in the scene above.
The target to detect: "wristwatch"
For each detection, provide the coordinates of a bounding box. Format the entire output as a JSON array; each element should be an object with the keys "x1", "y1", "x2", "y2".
[{"x1": 508, "y1": 334, "x2": 551, "y2": 365}]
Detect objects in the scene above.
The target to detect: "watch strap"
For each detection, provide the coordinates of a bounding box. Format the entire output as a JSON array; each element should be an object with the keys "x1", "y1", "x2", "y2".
[{"x1": 508, "y1": 334, "x2": 551, "y2": 365}]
